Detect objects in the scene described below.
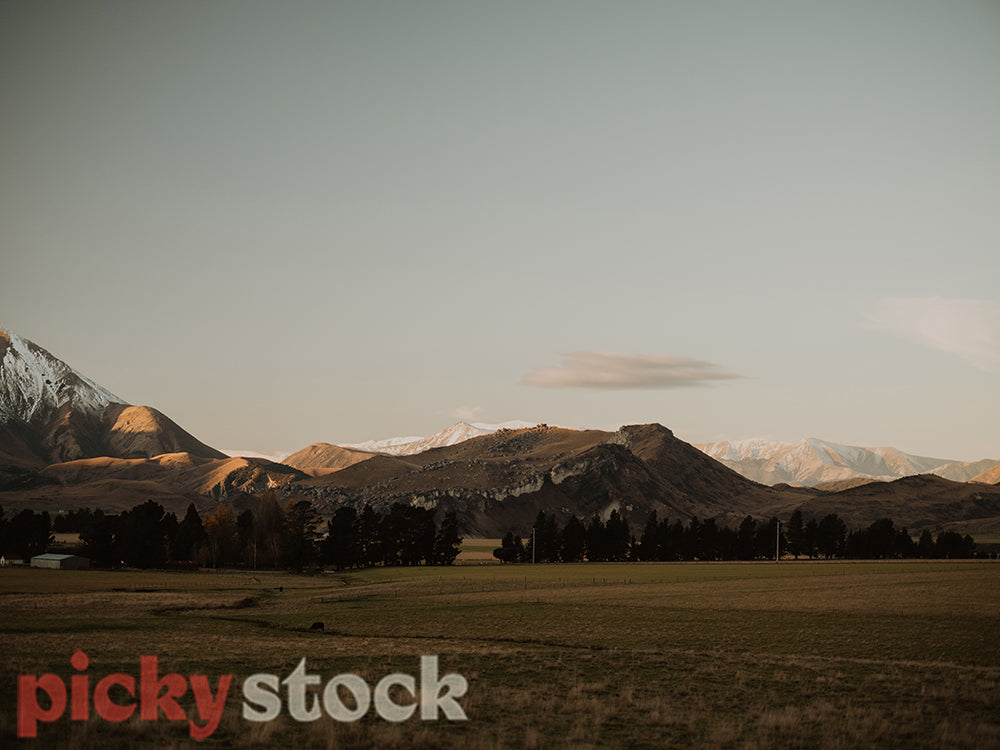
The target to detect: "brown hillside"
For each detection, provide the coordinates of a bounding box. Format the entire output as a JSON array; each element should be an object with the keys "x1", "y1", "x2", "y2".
[
  {"x1": 282, "y1": 442, "x2": 378, "y2": 476},
  {"x1": 972, "y1": 462, "x2": 1000, "y2": 485},
  {"x1": 813, "y1": 477, "x2": 880, "y2": 493},
  {"x1": 302, "y1": 423, "x2": 781, "y2": 536},
  {"x1": 3, "y1": 453, "x2": 308, "y2": 515},
  {"x1": 791, "y1": 474, "x2": 1000, "y2": 533},
  {"x1": 104, "y1": 404, "x2": 226, "y2": 460}
]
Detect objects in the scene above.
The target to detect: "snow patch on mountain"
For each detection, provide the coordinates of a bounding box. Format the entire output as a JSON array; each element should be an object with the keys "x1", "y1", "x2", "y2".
[
  {"x1": 0, "y1": 328, "x2": 126, "y2": 425},
  {"x1": 346, "y1": 420, "x2": 538, "y2": 456},
  {"x1": 695, "y1": 437, "x2": 990, "y2": 487}
]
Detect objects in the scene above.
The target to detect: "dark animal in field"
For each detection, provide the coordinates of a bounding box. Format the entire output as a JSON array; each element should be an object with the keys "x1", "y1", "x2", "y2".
[{"x1": 310, "y1": 621, "x2": 324, "y2": 631}]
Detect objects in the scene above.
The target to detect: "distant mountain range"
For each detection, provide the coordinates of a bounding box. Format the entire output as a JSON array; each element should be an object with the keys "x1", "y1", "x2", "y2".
[
  {"x1": 307, "y1": 425, "x2": 999, "y2": 488},
  {"x1": 694, "y1": 438, "x2": 999, "y2": 487},
  {"x1": 2, "y1": 326, "x2": 999, "y2": 536},
  {"x1": 283, "y1": 423, "x2": 1000, "y2": 537}
]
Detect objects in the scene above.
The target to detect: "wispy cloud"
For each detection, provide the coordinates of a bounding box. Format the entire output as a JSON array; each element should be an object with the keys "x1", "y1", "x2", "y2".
[
  {"x1": 522, "y1": 352, "x2": 742, "y2": 389},
  {"x1": 868, "y1": 297, "x2": 1000, "y2": 373}
]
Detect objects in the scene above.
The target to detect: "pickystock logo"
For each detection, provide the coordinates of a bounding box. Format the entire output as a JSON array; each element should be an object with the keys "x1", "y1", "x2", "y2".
[{"x1": 17, "y1": 650, "x2": 468, "y2": 740}]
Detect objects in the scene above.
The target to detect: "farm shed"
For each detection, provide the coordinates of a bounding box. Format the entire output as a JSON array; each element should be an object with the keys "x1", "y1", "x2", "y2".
[{"x1": 30, "y1": 554, "x2": 90, "y2": 570}]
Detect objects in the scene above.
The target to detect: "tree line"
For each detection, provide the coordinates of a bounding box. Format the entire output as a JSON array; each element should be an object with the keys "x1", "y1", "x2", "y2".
[
  {"x1": 0, "y1": 495, "x2": 462, "y2": 570},
  {"x1": 493, "y1": 509, "x2": 980, "y2": 562}
]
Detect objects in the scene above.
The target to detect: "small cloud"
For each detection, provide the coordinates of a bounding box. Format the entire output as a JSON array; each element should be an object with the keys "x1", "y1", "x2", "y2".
[
  {"x1": 522, "y1": 352, "x2": 742, "y2": 389},
  {"x1": 449, "y1": 405, "x2": 484, "y2": 421},
  {"x1": 868, "y1": 297, "x2": 1000, "y2": 373}
]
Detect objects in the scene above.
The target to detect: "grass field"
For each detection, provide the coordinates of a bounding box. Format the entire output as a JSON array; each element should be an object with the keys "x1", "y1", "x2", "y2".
[{"x1": 2, "y1": 561, "x2": 999, "y2": 748}]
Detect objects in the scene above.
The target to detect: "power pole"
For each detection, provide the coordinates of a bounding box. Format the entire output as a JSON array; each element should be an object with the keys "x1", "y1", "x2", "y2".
[
  {"x1": 532, "y1": 527, "x2": 536, "y2": 564},
  {"x1": 775, "y1": 520, "x2": 781, "y2": 563}
]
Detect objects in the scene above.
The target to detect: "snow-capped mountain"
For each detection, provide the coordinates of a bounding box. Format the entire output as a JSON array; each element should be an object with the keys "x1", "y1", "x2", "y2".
[
  {"x1": 345, "y1": 420, "x2": 538, "y2": 456},
  {"x1": 0, "y1": 328, "x2": 126, "y2": 426},
  {"x1": 695, "y1": 437, "x2": 997, "y2": 486},
  {"x1": 0, "y1": 327, "x2": 224, "y2": 466}
]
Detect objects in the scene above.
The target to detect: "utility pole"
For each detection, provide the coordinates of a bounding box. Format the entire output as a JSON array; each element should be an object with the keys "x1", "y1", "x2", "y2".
[
  {"x1": 775, "y1": 520, "x2": 781, "y2": 563},
  {"x1": 532, "y1": 527, "x2": 536, "y2": 564}
]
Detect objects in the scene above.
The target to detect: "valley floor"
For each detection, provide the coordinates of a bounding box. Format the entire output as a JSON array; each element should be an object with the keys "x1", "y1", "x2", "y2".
[{"x1": 2, "y1": 561, "x2": 999, "y2": 748}]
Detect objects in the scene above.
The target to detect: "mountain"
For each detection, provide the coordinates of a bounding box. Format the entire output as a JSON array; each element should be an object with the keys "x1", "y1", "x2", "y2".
[
  {"x1": 300, "y1": 423, "x2": 789, "y2": 536},
  {"x1": 695, "y1": 437, "x2": 997, "y2": 487},
  {"x1": 282, "y1": 443, "x2": 379, "y2": 476},
  {"x1": 791, "y1": 474, "x2": 1000, "y2": 534},
  {"x1": 344, "y1": 420, "x2": 538, "y2": 456},
  {"x1": 973, "y1": 463, "x2": 1000, "y2": 485},
  {"x1": 4, "y1": 327, "x2": 997, "y2": 535},
  {"x1": 0, "y1": 327, "x2": 225, "y2": 466},
  {"x1": 0, "y1": 452, "x2": 306, "y2": 515}
]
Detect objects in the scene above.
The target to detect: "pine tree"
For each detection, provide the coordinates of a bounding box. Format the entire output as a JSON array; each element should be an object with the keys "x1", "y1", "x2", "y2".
[
  {"x1": 433, "y1": 510, "x2": 462, "y2": 565},
  {"x1": 638, "y1": 511, "x2": 659, "y2": 562},
  {"x1": 171, "y1": 503, "x2": 206, "y2": 562},
  {"x1": 281, "y1": 498, "x2": 321, "y2": 572},
  {"x1": 560, "y1": 515, "x2": 587, "y2": 562},
  {"x1": 786, "y1": 510, "x2": 805, "y2": 559},
  {"x1": 322, "y1": 506, "x2": 358, "y2": 570}
]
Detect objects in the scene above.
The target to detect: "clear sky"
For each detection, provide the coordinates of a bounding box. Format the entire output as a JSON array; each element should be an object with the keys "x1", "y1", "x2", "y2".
[{"x1": 2, "y1": 1, "x2": 998, "y2": 461}]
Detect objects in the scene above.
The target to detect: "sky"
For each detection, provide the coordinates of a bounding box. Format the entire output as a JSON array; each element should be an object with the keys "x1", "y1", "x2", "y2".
[{"x1": 1, "y1": 1, "x2": 998, "y2": 461}]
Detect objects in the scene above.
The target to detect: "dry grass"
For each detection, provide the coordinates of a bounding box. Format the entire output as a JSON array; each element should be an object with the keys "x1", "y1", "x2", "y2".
[{"x1": 2, "y1": 561, "x2": 999, "y2": 748}]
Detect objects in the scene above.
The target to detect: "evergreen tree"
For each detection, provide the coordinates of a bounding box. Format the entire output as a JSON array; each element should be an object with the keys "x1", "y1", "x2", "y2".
[
  {"x1": 322, "y1": 506, "x2": 358, "y2": 570},
  {"x1": 527, "y1": 511, "x2": 559, "y2": 563},
  {"x1": 237, "y1": 509, "x2": 255, "y2": 566},
  {"x1": 662, "y1": 519, "x2": 685, "y2": 561},
  {"x1": 493, "y1": 532, "x2": 519, "y2": 563},
  {"x1": 281, "y1": 498, "x2": 321, "y2": 572},
  {"x1": 803, "y1": 518, "x2": 819, "y2": 558},
  {"x1": 586, "y1": 516, "x2": 607, "y2": 562},
  {"x1": 717, "y1": 525, "x2": 739, "y2": 560},
  {"x1": 737, "y1": 516, "x2": 756, "y2": 560},
  {"x1": 6, "y1": 509, "x2": 53, "y2": 559},
  {"x1": 432, "y1": 510, "x2": 462, "y2": 565},
  {"x1": 638, "y1": 511, "x2": 659, "y2": 562},
  {"x1": 935, "y1": 530, "x2": 976, "y2": 559},
  {"x1": 895, "y1": 527, "x2": 917, "y2": 558},
  {"x1": 254, "y1": 492, "x2": 285, "y2": 568},
  {"x1": 699, "y1": 518, "x2": 721, "y2": 561},
  {"x1": 917, "y1": 529, "x2": 935, "y2": 559},
  {"x1": 392, "y1": 505, "x2": 436, "y2": 566},
  {"x1": 356, "y1": 504, "x2": 382, "y2": 567},
  {"x1": 816, "y1": 514, "x2": 846, "y2": 559},
  {"x1": 116, "y1": 501, "x2": 173, "y2": 568},
  {"x1": 171, "y1": 503, "x2": 206, "y2": 562},
  {"x1": 605, "y1": 510, "x2": 631, "y2": 561},
  {"x1": 560, "y1": 515, "x2": 587, "y2": 562},
  {"x1": 786, "y1": 510, "x2": 805, "y2": 559},
  {"x1": 754, "y1": 518, "x2": 781, "y2": 560},
  {"x1": 80, "y1": 509, "x2": 116, "y2": 566}
]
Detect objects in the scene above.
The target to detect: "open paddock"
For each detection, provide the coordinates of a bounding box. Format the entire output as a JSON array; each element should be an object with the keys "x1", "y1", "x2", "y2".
[{"x1": 2, "y1": 561, "x2": 998, "y2": 748}]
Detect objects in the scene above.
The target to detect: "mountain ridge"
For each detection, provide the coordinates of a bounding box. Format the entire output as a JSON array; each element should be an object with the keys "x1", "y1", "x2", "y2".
[
  {"x1": 0, "y1": 328, "x2": 225, "y2": 466},
  {"x1": 695, "y1": 437, "x2": 998, "y2": 487},
  {"x1": 344, "y1": 420, "x2": 538, "y2": 456},
  {"x1": 298, "y1": 422, "x2": 782, "y2": 536},
  {"x1": 3, "y1": 326, "x2": 998, "y2": 537}
]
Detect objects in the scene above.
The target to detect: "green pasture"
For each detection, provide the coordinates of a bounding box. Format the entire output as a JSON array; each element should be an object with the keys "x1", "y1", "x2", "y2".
[{"x1": 2, "y1": 561, "x2": 999, "y2": 748}]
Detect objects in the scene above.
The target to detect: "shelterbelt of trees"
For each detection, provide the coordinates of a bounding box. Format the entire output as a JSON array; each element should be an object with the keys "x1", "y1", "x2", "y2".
[
  {"x1": 493, "y1": 509, "x2": 981, "y2": 563},
  {"x1": 0, "y1": 493, "x2": 462, "y2": 571}
]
